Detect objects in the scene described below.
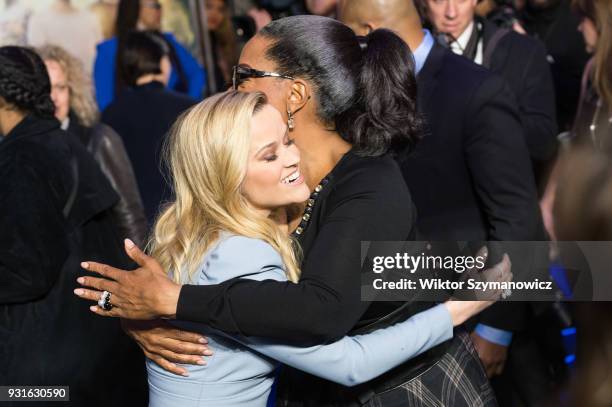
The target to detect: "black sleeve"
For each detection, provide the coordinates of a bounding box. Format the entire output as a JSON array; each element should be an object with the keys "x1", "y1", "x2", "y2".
[
  {"x1": 177, "y1": 161, "x2": 414, "y2": 345},
  {"x1": 477, "y1": 299, "x2": 530, "y2": 332},
  {"x1": 517, "y1": 40, "x2": 558, "y2": 163},
  {"x1": 92, "y1": 124, "x2": 148, "y2": 246},
  {"x1": 464, "y1": 74, "x2": 542, "y2": 241},
  {"x1": 464, "y1": 75, "x2": 543, "y2": 331},
  {"x1": 0, "y1": 155, "x2": 71, "y2": 304}
]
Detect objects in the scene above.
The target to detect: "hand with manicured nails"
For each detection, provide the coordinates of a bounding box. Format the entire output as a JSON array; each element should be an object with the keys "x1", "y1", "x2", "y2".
[
  {"x1": 75, "y1": 239, "x2": 215, "y2": 375},
  {"x1": 74, "y1": 239, "x2": 180, "y2": 320}
]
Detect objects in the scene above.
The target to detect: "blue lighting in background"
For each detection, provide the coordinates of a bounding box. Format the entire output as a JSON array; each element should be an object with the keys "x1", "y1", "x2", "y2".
[
  {"x1": 550, "y1": 263, "x2": 574, "y2": 299},
  {"x1": 562, "y1": 327, "x2": 577, "y2": 336}
]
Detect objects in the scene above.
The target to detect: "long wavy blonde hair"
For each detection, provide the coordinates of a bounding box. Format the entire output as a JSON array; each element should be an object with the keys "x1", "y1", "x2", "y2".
[
  {"x1": 150, "y1": 91, "x2": 302, "y2": 284},
  {"x1": 37, "y1": 45, "x2": 99, "y2": 127}
]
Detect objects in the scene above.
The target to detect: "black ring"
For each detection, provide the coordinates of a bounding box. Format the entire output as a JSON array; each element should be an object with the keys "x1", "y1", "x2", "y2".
[{"x1": 102, "y1": 292, "x2": 113, "y2": 311}]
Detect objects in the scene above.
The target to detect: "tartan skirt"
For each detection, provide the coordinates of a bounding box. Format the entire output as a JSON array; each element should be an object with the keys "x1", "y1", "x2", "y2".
[{"x1": 363, "y1": 329, "x2": 497, "y2": 407}]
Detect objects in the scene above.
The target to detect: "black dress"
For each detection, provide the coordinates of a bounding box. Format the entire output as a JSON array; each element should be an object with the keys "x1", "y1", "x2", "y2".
[
  {"x1": 176, "y1": 150, "x2": 495, "y2": 405},
  {"x1": 0, "y1": 116, "x2": 147, "y2": 406}
]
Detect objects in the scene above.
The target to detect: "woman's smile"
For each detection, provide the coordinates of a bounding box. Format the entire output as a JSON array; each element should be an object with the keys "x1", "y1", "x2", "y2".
[{"x1": 281, "y1": 169, "x2": 305, "y2": 185}]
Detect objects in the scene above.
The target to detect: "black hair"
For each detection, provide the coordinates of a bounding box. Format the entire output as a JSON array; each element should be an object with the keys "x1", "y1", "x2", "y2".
[
  {"x1": 260, "y1": 15, "x2": 423, "y2": 156},
  {"x1": 571, "y1": 0, "x2": 596, "y2": 22},
  {"x1": 114, "y1": 0, "x2": 187, "y2": 93},
  {"x1": 114, "y1": 0, "x2": 140, "y2": 41},
  {"x1": 0, "y1": 46, "x2": 55, "y2": 119},
  {"x1": 119, "y1": 30, "x2": 171, "y2": 87}
]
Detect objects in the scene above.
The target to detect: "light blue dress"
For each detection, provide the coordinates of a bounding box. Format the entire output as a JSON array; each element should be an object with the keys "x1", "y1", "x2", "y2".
[{"x1": 147, "y1": 235, "x2": 453, "y2": 407}]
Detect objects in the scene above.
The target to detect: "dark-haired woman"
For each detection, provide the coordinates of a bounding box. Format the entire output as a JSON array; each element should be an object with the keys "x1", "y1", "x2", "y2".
[
  {"x1": 101, "y1": 30, "x2": 196, "y2": 225},
  {"x1": 206, "y1": 0, "x2": 239, "y2": 92},
  {"x1": 0, "y1": 46, "x2": 146, "y2": 406},
  {"x1": 94, "y1": 0, "x2": 205, "y2": 111},
  {"x1": 76, "y1": 16, "x2": 498, "y2": 406}
]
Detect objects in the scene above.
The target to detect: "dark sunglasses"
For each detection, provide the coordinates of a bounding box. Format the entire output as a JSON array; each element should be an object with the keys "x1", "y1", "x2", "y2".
[
  {"x1": 142, "y1": 1, "x2": 162, "y2": 10},
  {"x1": 232, "y1": 65, "x2": 294, "y2": 90}
]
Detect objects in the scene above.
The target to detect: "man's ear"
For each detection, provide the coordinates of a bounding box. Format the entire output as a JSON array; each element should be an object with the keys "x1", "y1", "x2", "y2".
[
  {"x1": 347, "y1": 22, "x2": 376, "y2": 36},
  {"x1": 287, "y1": 79, "x2": 310, "y2": 115}
]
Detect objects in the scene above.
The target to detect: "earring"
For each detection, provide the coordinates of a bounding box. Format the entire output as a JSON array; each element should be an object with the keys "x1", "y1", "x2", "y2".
[{"x1": 287, "y1": 109, "x2": 295, "y2": 130}]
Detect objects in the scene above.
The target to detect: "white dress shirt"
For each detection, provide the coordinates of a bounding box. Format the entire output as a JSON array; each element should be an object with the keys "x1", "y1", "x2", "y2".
[{"x1": 450, "y1": 21, "x2": 484, "y2": 65}]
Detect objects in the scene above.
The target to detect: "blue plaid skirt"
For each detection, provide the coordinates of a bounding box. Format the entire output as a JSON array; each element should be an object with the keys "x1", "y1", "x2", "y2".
[{"x1": 363, "y1": 329, "x2": 497, "y2": 407}]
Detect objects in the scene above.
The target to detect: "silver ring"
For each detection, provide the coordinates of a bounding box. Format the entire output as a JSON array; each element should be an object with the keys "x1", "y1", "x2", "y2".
[
  {"x1": 501, "y1": 289, "x2": 512, "y2": 299},
  {"x1": 98, "y1": 290, "x2": 113, "y2": 310}
]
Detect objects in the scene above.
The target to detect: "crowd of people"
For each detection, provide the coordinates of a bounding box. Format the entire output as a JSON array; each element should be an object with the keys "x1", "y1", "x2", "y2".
[{"x1": 1, "y1": 0, "x2": 611, "y2": 406}]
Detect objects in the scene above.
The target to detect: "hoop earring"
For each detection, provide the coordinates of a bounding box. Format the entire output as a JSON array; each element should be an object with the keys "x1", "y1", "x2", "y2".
[{"x1": 287, "y1": 109, "x2": 295, "y2": 130}]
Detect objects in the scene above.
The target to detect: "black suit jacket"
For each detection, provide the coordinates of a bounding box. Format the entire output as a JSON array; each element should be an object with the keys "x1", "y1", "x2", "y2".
[
  {"x1": 401, "y1": 44, "x2": 544, "y2": 330},
  {"x1": 402, "y1": 43, "x2": 542, "y2": 241},
  {"x1": 481, "y1": 19, "x2": 558, "y2": 186}
]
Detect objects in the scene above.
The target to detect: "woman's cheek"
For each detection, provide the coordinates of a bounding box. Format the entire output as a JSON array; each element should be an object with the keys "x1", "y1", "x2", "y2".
[
  {"x1": 61, "y1": 93, "x2": 70, "y2": 113},
  {"x1": 264, "y1": 163, "x2": 283, "y2": 189}
]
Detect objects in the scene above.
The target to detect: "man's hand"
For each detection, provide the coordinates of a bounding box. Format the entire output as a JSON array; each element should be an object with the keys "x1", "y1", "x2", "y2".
[
  {"x1": 74, "y1": 239, "x2": 181, "y2": 319},
  {"x1": 121, "y1": 319, "x2": 213, "y2": 377},
  {"x1": 470, "y1": 332, "x2": 509, "y2": 378},
  {"x1": 455, "y1": 251, "x2": 512, "y2": 300}
]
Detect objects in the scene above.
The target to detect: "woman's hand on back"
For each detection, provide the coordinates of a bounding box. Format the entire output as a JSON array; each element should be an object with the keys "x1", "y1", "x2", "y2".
[
  {"x1": 121, "y1": 319, "x2": 212, "y2": 377},
  {"x1": 444, "y1": 253, "x2": 512, "y2": 326}
]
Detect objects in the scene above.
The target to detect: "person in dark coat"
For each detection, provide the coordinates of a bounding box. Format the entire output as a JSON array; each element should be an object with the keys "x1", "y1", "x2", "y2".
[
  {"x1": 0, "y1": 46, "x2": 147, "y2": 406},
  {"x1": 423, "y1": 0, "x2": 558, "y2": 190},
  {"x1": 38, "y1": 44, "x2": 148, "y2": 247},
  {"x1": 520, "y1": 0, "x2": 591, "y2": 132},
  {"x1": 102, "y1": 30, "x2": 196, "y2": 226},
  {"x1": 339, "y1": 0, "x2": 543, "y2": 241},
  {"x1": 94, "y1": 0, "x2": 206, "y2": 111}
]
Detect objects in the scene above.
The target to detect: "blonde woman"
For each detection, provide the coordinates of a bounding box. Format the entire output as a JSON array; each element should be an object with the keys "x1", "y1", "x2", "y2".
[
  {"x1": 122, "y1": 90, "x2": 506, "y2": 406},
  {"x1": 38, "y1": 45, "x2": 148, "y2": 246},
  {"x1": 541, "y1": 0, "x2": 611, "y2": 238},
  {"x1": 572, "y1": 0, "x2": 612, "y2": 149}
]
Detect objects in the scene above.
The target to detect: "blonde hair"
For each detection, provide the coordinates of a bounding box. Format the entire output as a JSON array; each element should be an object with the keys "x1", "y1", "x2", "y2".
[
  {"x1": 150, "y1": 91, "x2": 302, "y2": 284},
  {"x1": 37, "y1": 45, "x2": 99, "y2": 127},
  {"x1": 592, "y1": 0, "x2": 612, "y2": 111},
  {"x1": 573, "y1": 0, "x2": 612, "y2": 111}
]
